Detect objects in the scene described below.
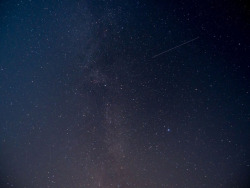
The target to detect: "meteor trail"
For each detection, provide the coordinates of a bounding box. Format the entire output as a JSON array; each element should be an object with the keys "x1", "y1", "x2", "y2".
[{"x1": 152, "y1": 37, "x2": 199, "y2": 58}]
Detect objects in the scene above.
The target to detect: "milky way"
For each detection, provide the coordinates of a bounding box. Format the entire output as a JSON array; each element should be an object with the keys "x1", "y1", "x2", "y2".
[{"x1": 0, "y1": 0, "x2": 249, "y2": 187}]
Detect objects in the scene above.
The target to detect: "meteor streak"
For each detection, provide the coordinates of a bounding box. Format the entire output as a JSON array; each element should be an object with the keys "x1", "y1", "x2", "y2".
[{"x1": 152, "y1": 37, "x2": 199, "y2": 58}]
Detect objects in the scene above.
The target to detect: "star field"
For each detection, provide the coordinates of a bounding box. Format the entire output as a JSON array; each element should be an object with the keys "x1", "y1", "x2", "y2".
[{"x1": 0, "y1": 0, "x2": 249, "y2": 187}]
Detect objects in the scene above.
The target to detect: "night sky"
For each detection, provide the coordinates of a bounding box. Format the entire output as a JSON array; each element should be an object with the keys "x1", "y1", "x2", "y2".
[{"x1": 0, "y1": 0, "x2": 249, "y2": 187}]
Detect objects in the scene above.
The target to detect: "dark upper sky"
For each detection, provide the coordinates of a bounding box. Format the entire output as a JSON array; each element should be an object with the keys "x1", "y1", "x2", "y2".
[{"x1": 0, "y1": 0, "x2": 249, "y2": 187}]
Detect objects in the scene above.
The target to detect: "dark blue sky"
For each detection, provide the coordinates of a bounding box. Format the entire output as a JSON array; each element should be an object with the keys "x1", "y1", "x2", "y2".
[{"x1": 0, "y1": 0, "x2": 249, "y2": 187}]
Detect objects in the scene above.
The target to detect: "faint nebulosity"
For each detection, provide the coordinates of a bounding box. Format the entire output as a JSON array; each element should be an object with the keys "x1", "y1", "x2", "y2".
[{"x1": 0, "y1": 0, "x2": 249, "y2": 187}]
